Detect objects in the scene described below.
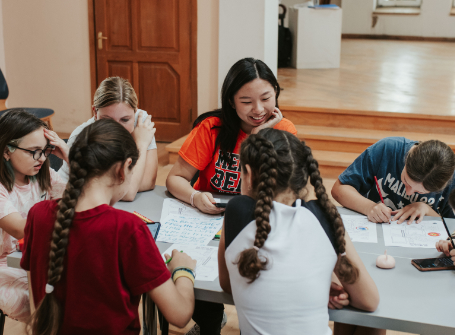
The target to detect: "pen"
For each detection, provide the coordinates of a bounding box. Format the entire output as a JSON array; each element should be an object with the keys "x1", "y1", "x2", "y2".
[
  {"x1": 438, "y1": 210, "x2": 455, "y2": 249},
  {"x1": 165, "y1": 250, "x2": 183, "y2": 264},
  {"x1": 374, "y1": 176, "x2": 391, "y2": 224}
]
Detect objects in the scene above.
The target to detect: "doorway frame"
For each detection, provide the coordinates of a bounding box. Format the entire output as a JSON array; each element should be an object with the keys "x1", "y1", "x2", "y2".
[{"x1": 87, "y1": 0, "x2": 198, "y2": 125}]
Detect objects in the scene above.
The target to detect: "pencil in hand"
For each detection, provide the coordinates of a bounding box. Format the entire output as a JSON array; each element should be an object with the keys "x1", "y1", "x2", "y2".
[{"x1": 374, "y1": 176, "x2": 391, "y2": 224}]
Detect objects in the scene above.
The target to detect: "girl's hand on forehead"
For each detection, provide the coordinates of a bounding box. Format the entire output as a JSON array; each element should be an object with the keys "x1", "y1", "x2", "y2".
[
  {"x1": 44, "y1": 129, "x2": 70, "y2": 164},
  {"x1": 132, "y1": 111, "x2": 155, "y2": 151},
  {"x1": 193, "y1": 192, "x2": 225, "y2": 214},
  {"x1": 391, "y1": 202, "x2": 432, "y2": 224},
  {"x1": 250, "y1": 107, "x2": 283, "y2": 135}
]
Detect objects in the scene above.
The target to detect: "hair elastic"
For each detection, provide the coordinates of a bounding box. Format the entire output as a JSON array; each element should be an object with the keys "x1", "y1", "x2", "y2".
[
  {"x1": 45, "y1": 284, "x2": 54, "y2": 294},
  {"x1": 253, "y1": 246, "x2": 259, "y2": 251},
  {"x1": 340, "y1": 252, "x2": 347, "y2": 257},
  {"x1": 190, "y1": 190, "x2": 200, "y2": 208}
]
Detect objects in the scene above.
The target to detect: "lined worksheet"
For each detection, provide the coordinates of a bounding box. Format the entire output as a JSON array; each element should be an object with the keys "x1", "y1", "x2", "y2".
[
  {"x1": 160, "y1": 198, "x2": 222, "y2": 223},
  {"x1": 340, "y1": 215, "x2": 378, "y2": 243},
  {"x1": 382, "y1": 220, "x2": 449, "y2": 248},
  {"x1": 162, "y1": 244, "x2": 219, "y2": 281},
  {"x1": 157, "y1": 214, "x2": 224, "y2": 246}
]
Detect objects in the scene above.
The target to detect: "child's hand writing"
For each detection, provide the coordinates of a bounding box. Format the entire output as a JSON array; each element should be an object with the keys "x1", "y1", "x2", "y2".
[
  {"x1": 328, "y1": 282, "x2": 349, "y2": 309},
  {"x1": 132, "y1": 111, "x2": 156, "y2": 151},
  {"x1": 367, "y1": 203, "x2": 392, "y2": 223},
  {"x1": 193, "y1": 192, "x2": 225, "y2": 215},
  {"x1": 435, "y1": 240, "x2": 455, "y2": 262},
  {"x1": 250, "y1": 107, "x2": 283, "y2": 135},
  {"x1": 44, "y1": 129, "x2": 70, "y2": 164},
  {"x1": 164, "y1": 249, "x2": 197, "y2": 274},
  {"x1": 391, "y1": 202, "x2": 431, "y2": 224}
]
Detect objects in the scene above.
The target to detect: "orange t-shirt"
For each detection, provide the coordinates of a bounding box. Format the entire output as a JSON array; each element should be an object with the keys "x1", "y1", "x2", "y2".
[{"x1": 179, "y1": 117, "x2": 298, "y2": 194}]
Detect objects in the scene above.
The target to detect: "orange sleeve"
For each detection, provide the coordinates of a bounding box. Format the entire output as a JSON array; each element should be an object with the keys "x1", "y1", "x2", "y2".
[
  {"x1": 274, "y1": 118, "x2": 297, "y2": 136},
  {"x1": 178, "y1": 118, "x2": 218, "y2": 171}
]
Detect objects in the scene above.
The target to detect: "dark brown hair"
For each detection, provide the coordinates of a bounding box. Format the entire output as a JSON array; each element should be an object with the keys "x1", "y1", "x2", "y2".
[
  {"x1": 192, "y1": 58, "x2": 280, "y2": 165},
  {"x1": 237, "y1": 128, "x2": 359, "y2": 284},
  {"x1": 405, "y1": 140, "x2": 455, "y2": 193},
  {"x1": 28, "y1": 119, "x2": 139, "y2": 335},
  {"x1": 0, "y1": 109, "x2": 51, "y2": 192}
]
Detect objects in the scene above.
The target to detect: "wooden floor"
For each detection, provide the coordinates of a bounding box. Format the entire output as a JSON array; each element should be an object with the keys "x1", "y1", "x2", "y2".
[{"x1": 278, "y1": 39, "x2": 455, "y2": 116}]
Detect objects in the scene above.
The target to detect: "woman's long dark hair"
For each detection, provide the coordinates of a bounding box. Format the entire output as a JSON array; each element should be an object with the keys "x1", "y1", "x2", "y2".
[
  {"x1": 193, "y1": 58, "x2": 280, "y2": 165},
  {"x1": 28, "y1": 119, "x2": 139, "y2": 335},
  {"x1": 0, "y1": 109, "x2": 51, "y2": 192}
]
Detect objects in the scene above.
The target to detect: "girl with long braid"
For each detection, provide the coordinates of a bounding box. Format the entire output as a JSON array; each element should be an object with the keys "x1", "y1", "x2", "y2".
[
  {"x1": 21, "y1": 119, "x2": 196, "y2": 335},
  {"x1": 217, "y1": 128, "x2": 380, "y2": 335}
]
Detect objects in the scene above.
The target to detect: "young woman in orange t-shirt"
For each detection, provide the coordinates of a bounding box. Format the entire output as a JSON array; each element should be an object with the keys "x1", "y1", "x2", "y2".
[{"x1": 166, "y1": 58, "x2": 297, "y2": 215}]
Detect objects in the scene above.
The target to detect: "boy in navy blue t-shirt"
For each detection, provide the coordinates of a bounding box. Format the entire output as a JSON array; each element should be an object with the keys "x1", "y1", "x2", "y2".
[{"x1": 332, "y1": 137, "x2": 455, "y2": 223}]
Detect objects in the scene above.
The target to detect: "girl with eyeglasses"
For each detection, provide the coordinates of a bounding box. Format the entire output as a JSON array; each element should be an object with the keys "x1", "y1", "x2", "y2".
[{"x1": 0, "y1": 109, "x2": 68, "y2": 322}]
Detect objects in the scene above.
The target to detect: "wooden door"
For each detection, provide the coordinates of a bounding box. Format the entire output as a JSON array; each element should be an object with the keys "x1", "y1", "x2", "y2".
[{"x1": 92, "y1": 0, "x2": 197, "y2": 141}]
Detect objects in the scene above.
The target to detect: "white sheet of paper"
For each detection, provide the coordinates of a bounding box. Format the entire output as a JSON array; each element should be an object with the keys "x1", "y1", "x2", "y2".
[
  {"x1": 162, "y1": 244, "x2": 219, "y2": 281},
  {"x1": 382, "y1": 220, "x2": 449, "y2": 248},
  {"x1": 340, "y1": 215, "x2": 378, "y2": 243},
  {"x1": 156, "y1": 214, "x2": 224, "y2": 246},
  {"x1": 160, "y1": 198, "x2": 221, "y2": 223}
]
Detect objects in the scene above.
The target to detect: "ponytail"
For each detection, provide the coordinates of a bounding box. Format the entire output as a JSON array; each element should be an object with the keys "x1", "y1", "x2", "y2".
[
  {"x1": 237, "y1": 135, "x2": 278, "y2": 282},
  {"x1": 303, "y1": 145, "x2": 359, "y2": 284}
]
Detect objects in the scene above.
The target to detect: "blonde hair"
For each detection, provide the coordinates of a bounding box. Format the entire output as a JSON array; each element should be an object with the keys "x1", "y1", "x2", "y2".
[{"x1": 93, "y1": 77, "x2": 138, "y2": 110}]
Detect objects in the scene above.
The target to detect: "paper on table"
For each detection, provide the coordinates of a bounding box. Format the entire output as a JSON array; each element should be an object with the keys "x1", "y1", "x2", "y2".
[
  {"x1": 382, "y1": 220, "x2": 449, "y2": 248},
  {"x1": 156, "y1": 214, "x2": 224, "y2": 246},
  {"x1": 160, "y1": 198, "x2": 221, "y2": 223},
  {"x1": 340, "y1": 215, "x2": 378, "y2": 243},
  {"x1": 162, "y1": 244, "x2": 219, "y2": 281}
]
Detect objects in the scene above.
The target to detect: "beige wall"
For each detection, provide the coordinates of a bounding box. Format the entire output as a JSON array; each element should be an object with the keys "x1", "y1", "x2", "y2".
[
  {"x1": 1, "y1": 0, "x2": 92, "y2": 133},
  {"x1": 0, "y1": 0, "x2": 5, "y2": 75},
  {"x1": 0, "y1": 0, "x2": 219, "y2": 135},
  {"x1": 197, "y1": 0, "x2": 219, "y2": 115}
]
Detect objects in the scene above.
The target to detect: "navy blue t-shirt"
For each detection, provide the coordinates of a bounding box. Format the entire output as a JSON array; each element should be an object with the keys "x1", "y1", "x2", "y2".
[{"x1": 338, "y1": 137, "x2": 455, "y2": 218}]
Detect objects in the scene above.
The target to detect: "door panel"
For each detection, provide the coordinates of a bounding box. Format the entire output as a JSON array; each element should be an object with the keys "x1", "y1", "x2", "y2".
[
  {"x1": 94, "y1": 0, "x2": 195, "y2": 141},
  {"x1": 108, "y1": 61, "x2": 133, "y2": 83},
  {"x1": 138, "y1": 0, "x2": 178, "y2": 50},
  {"x1": 138, "y1": 63, "x2": 180, "y2": 122},
  {"x1": 107, "y1": 0, "x2": 132, "y2": 50}
]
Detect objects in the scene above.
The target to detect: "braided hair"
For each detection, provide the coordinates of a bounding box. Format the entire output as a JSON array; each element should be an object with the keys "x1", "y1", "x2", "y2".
[
  {"x1": 238, "y1": 128, "x2": 359, "y2": 283},
  {"x1": 28, "y1": 119, "x2": 139, "y2": 335}
]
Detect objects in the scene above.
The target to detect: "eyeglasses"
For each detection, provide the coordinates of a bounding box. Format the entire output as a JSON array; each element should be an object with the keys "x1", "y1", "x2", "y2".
[{"x1": 7, "y1": 144, "x2": 54, "y2": 161}]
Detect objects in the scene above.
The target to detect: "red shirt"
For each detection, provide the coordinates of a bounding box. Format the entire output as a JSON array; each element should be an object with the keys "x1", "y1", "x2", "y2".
[
  {"x1": 21, "y1": 200, "x2": 170, "y2": 335},
  {"x1": 179, "y1": 117, "x2": 297, "y2": 194}
]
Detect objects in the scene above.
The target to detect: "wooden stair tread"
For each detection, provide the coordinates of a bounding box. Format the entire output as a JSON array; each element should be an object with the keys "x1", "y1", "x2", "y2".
[
  {"x1": 312, "y1": 150, "x2": 357, "y2": 167},
  {"x1": 165, "y1": 135, "x2": 188, "y2": 153},
  {"x1": 296, "y1": 125, "x2": 455, "y2": 146}
]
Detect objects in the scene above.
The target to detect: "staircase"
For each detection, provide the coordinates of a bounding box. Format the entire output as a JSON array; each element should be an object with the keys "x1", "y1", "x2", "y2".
[{"x1": 166, "y1": 106, "x2": 455, "y2": 179}]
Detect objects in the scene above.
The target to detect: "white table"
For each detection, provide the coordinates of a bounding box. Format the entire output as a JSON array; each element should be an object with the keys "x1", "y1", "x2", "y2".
[{"x1": 7, "y1": 186, "x2": 455, "y2": 334}]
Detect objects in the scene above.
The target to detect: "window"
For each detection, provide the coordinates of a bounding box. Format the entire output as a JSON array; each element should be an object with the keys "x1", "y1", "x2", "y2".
[{"x1": 377, "y1": 0, "x2": 422, "y2": 7}]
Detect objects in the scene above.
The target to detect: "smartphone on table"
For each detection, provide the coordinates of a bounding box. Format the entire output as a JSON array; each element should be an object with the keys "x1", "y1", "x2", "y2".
[{"x1": 411, "y1": 257, "x2": 455, "y2": 271}]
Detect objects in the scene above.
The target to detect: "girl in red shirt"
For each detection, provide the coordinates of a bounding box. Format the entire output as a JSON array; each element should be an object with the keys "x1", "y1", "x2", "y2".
[
  {"x1": 167, "y1": 58, "x2": 297, "y2": 215},
  {"x1": 22, "y1": 119, "x2": 196, "y2": 335}
]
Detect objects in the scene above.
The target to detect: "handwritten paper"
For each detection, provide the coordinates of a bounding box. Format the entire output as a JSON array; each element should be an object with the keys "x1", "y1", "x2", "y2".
[
  {"x1": 160, "y1": 198, "x2": 221, "y2": 223},
  {"x1": 162, "y1": 244, "x2": 219, "y2": 281},
  {"x1": 382, "y1": 220, "x2": 449, "y2": 248},
  {"x1": 340, "y1": 215, "x2": 378, "y2": 243},
  {"x1": 156, "y1": 214, "x2": 224, "y2": 246}
]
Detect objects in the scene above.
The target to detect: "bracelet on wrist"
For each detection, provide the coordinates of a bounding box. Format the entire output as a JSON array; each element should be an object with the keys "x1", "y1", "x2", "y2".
[
  {"x1": 172, "y1": 270, "x2": 195, "y2": 285},
  {"x1": 190, "y1": 190, "x2": 200, "y2": 208},
  {"x1": 172, "y1": 267, "x2": 196, "y2": 279}
]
